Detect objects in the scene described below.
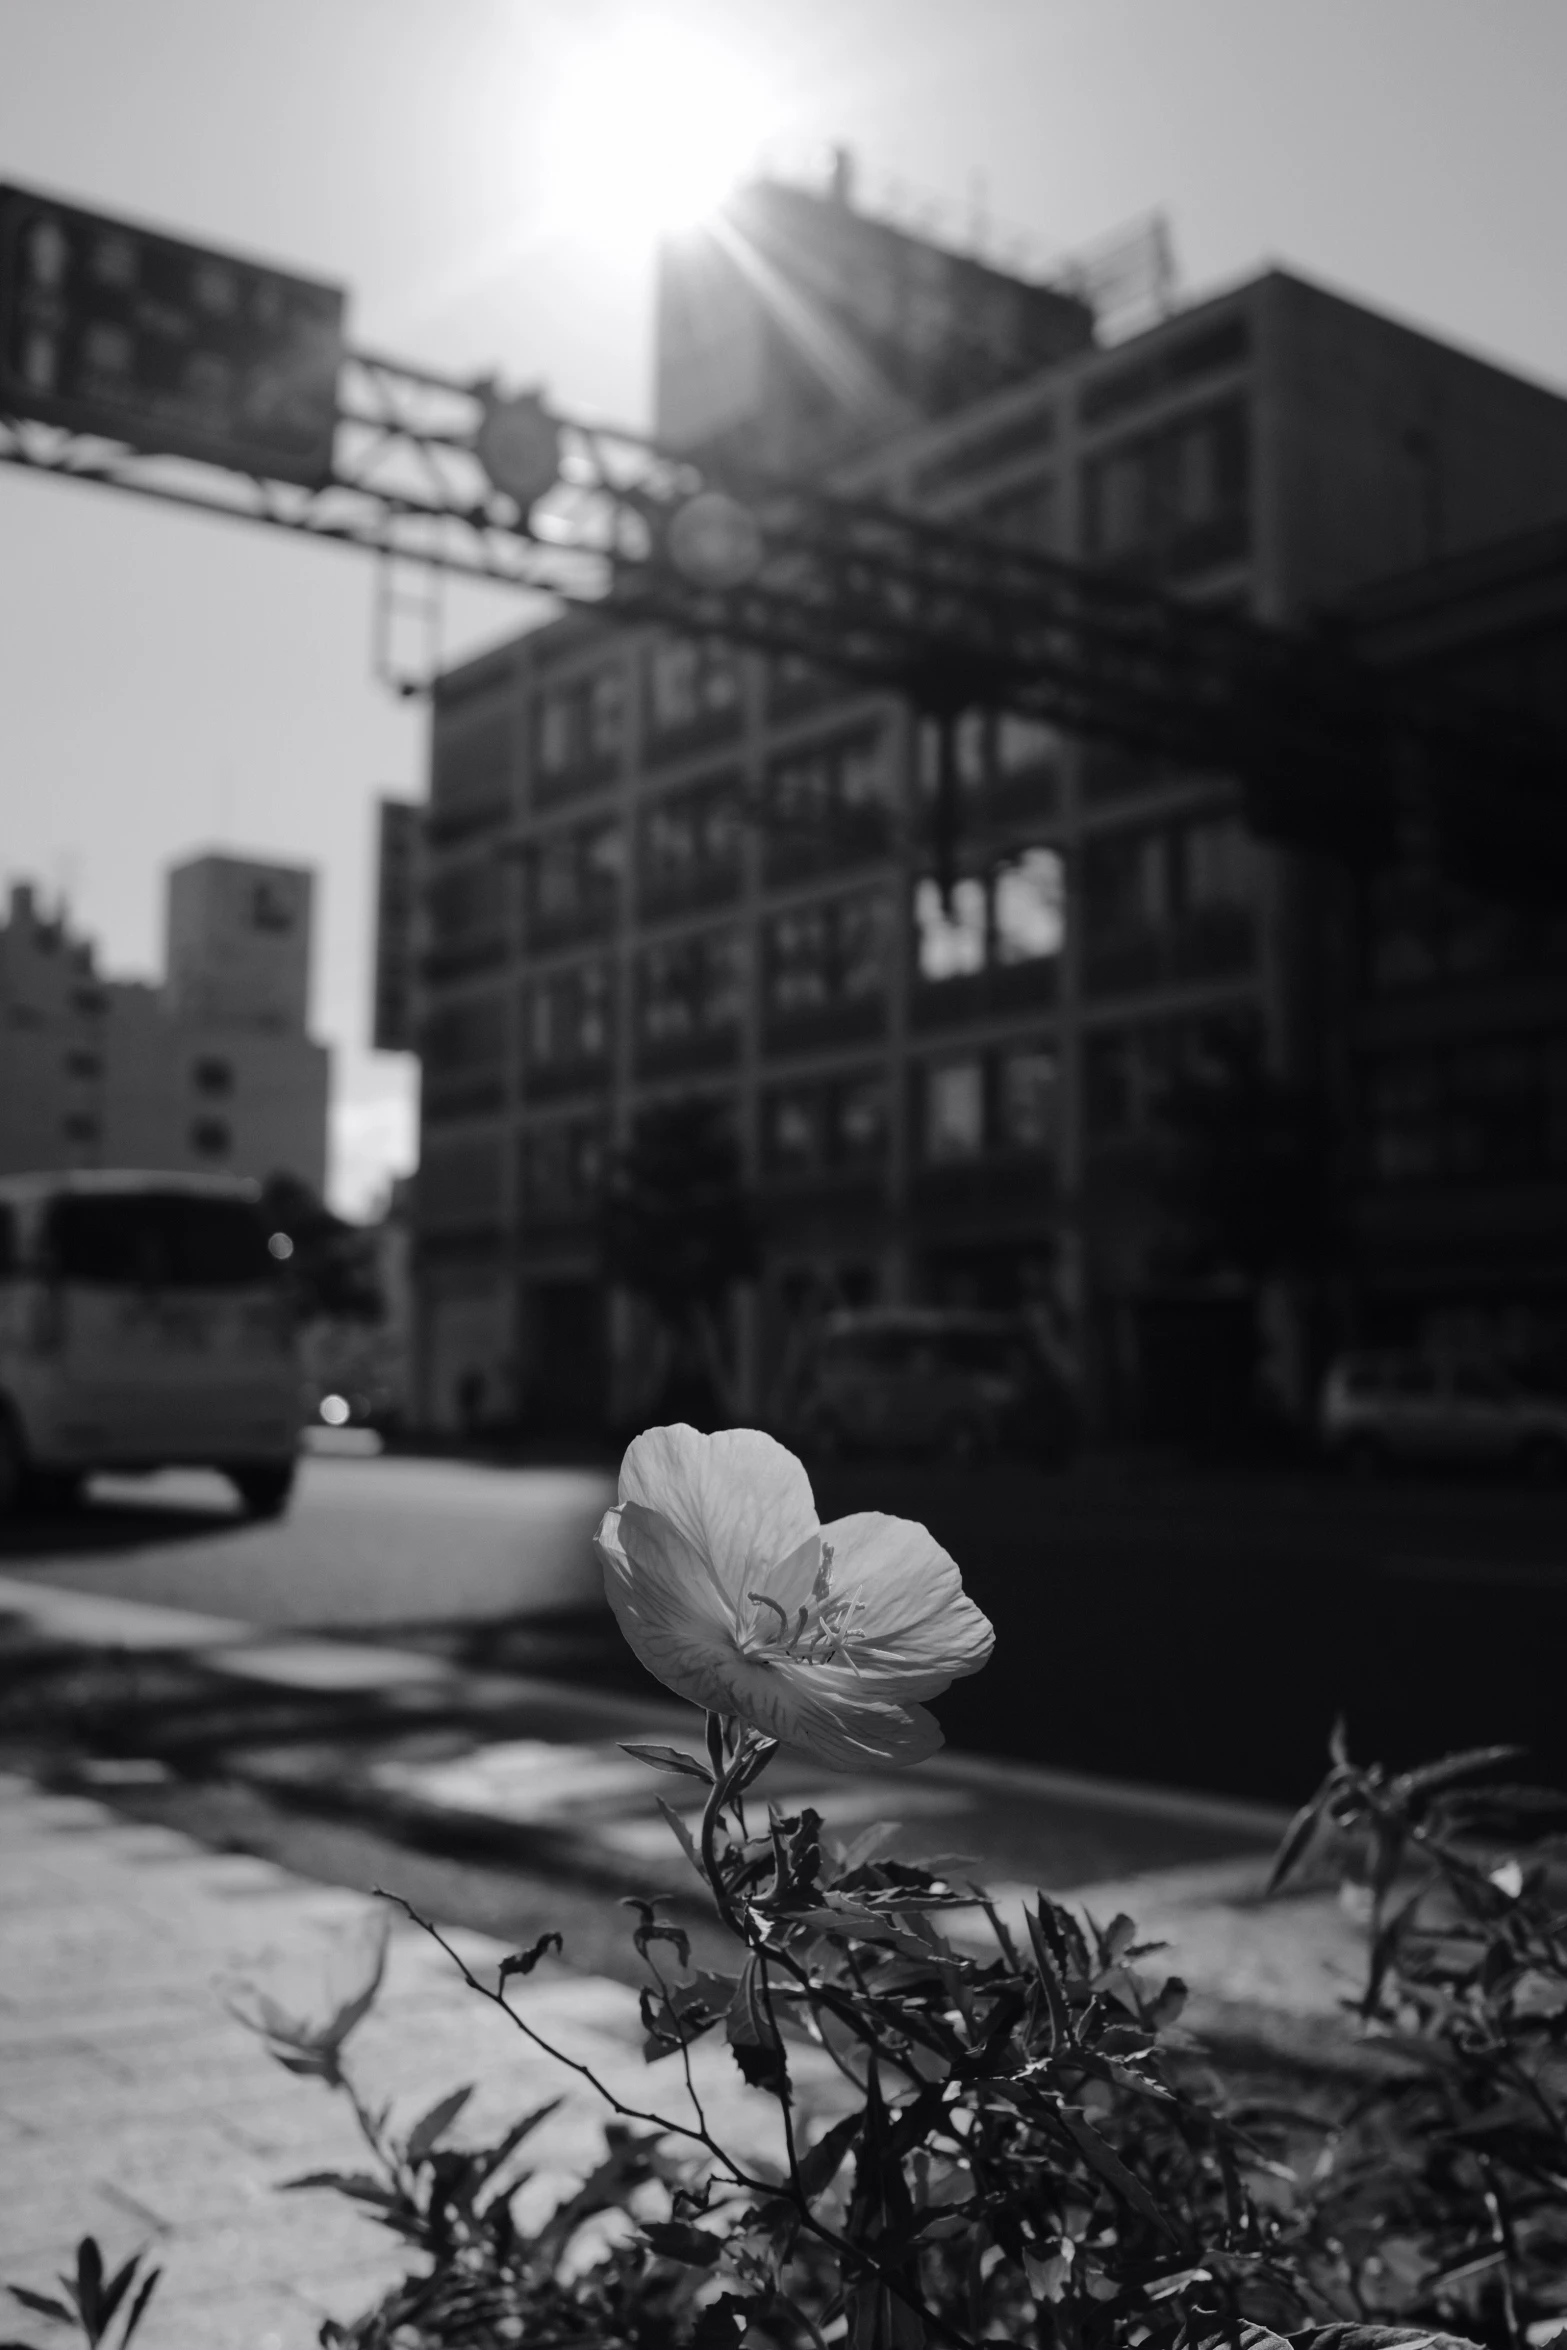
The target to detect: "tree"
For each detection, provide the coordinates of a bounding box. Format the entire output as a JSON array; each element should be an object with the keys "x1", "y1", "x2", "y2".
[{"x1": 599, "y1": 1099, "x2": 759, "y2": 1427}]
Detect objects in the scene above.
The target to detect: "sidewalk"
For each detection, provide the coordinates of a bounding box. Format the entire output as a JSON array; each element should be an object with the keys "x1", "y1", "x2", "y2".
[
  {"x1": 0, "y1": 1567, "x2": 1288, "y2": 1910},
  {"x1": 0, "y1": 1773, "x2": 1368, "y2": 2350},
  {"x1": 0, "y1": 1575, "x2": 1373, "y2": 2350},
  {"x1": 0, "y1": 1769, "x2": 845, "y2": 2350}
]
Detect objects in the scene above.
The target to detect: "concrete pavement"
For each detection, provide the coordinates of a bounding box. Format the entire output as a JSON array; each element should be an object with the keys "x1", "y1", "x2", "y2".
[
  {"x1": 0, "y1": 1771, "x2": 837, "y2": 2350},
  {"x1": 0, "y1": 1765, "x2": 1364, "y2": 2350},
  {"x1": 0, "y1": 1569, "x2": 1377, "y2": 2349}
]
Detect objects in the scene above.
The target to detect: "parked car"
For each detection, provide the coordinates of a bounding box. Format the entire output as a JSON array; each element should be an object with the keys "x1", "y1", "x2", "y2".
[
  {"x1": 1320, "y1": 1350, "x2": 1567, "y2": 1479},
  {"x1": 0, "y1": 1170, "x2": 301, "y2": 1518},
  {"x1": 792, "y1": 1309, "x2": 1077, "y2": 1465}
]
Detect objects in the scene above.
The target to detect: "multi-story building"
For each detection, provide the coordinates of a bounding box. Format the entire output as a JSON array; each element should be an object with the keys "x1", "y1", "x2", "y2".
[
  {"x1": 409, "y1": 174, "x2": 1567, "y2": 1435},
  {"x1": 1336, "y1": 522, "x2": 1567, "y2": 1382},
  {"x1": 0, "y1": 854, "x2": 329, "y2": 1193}
]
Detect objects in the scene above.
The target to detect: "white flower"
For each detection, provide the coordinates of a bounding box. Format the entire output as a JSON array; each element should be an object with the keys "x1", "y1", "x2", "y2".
[{"x1": 594, "y1": 1425, "x2": 994, "y2": 1770}]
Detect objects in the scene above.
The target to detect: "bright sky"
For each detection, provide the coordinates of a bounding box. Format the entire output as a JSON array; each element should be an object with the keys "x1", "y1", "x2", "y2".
[{"x1": 3, "y1": 0, "x2": 1566, "y2": 1213}]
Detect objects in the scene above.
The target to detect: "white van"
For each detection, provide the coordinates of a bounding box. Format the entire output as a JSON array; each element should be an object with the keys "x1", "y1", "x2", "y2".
[{"x1": 0, "y1": 1171, "x2": 301, "y2": 1517}]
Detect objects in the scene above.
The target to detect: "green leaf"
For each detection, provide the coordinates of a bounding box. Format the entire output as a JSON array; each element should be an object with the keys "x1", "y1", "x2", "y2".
[
  {"x1": 1287, "y1": 2329, "x2": 1483, "y2": 2350},
  {"x1": 499, "y1": 1931, "x2": 563, "y2": 1984},
  {"x1": 118, "y1": 2269, "x2": 161, "y2": 2350},
  {"x1": 691, "y1": 2295, "x2": 752, "y2": 2350},
  {"x1": 282, "y1": 2169, "x2": 398, "y2": 2209},
  {"x1": 1390, "y1": 1745, "x2": 1523, "y2": 1802},
  {"x1": 623, "y1": 1897, "x2": 691, "y2": 1970},
  {"x1": 727, "y1": 1956, "x2": 789, "y2": 2096},
  {"x1": 830, "y1": 1821, "x2": 901, "y2": 1877},
  {"x1": 656, "y1": 1797, "x2": 705, "y2": 1879},
  {"x1": 74, "y1": 2238, "x2": 104, "y2": 2338},
  {"x1": 796, "y1": 2109, "x2": 861, "y2": 2201},
  {"x1": 1267, "y1": 1792, "x2": 1329, "y2": 1896},
  {"x1": 92, "y1": 2255, "x2": 135, "y2": 2341},
  {"x1": 1055, "y1": 2107, "x2": 1176, "y2": 2237},
  {"x1": 471, "y1": 2097, "x2": 564, "y2": 2197},
  {"x1": 7, "y1": 2288, "x2": 74, "y2": 2325},
  {"x1": 405, "y1": 2083, "x2": 474, "y2": 2163},
  {"x1": 321, "y1": 1915, "x2": 391, "y2": 2050},
  {"x1": 620, "y1": 1742, "x2": 712, "y2": 1782},
  {"x1": 642, "y1": 2219, "x2": 722, "y2": 2266}
]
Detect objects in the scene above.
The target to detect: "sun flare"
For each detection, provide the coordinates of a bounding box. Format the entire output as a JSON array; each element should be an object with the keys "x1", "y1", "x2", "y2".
[{"x1": 544, "y1": 18, "x2": 772, "y2": 243}]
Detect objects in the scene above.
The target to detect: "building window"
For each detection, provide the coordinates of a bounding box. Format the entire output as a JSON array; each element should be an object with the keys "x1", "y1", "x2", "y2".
[
  {"x1": 998, "y1": 1047, "x2": 1057, "y2": 1151},
  {"x1": 64, "y1": 1049, "x2": 102, "y2": 1080},
  {"x1": 762, "y1": 1075, "x2": 887, "y2": 1176},
  {"x1": 645, "y1": 637, "x2": 741, "y2": 736},
  {"x1": 1084, "y1": 827, "x2": 1170, "y2": 936},
  {"x1": 915, "y1": 878, "x2": 987, "y2": 981},
  {"x1": 192, "y1": 1056, "x2": 234, "y2": 1097},
  {"x1": 967, "y1": 476, "x2": 1056, "y2": 552},
  {"x1": 915, "y1": 848, "x2": 1063, "y2": 983},
  {"x1": 1179, "y1": 816, "x2": 1256, "y2": 911},
  {"x1": 250, "y1": 877, "x2": 295, "y2": 934},
  {"x1": 530, "y1": 819, "x2": 623, "y2": 931},
  {"x1": 190, "y1": 1117, "x2": 231, "y2": 1158},
  {"x1": 765, "y1": 729, "x2": 893, "y2": 877},
  {"x1": 763, "y1": 893, "x2": 890, "y2": 1028},
  {"x1": 996, "y1": 713, "x2": 1058, "y2": 776},
  {"x1": 994, "y1": 849, "x2": 1065, "y2": 961},
  {"x1": 763, "y1": 1088, "x2": 821, "y2": 1174},
  {"x1": 638, "y1": 929, "x2": 744, "y2": 1047},
  {"x1": 924, "y1": 1060, "x2": 985, "y2": 1162},
  {"x1": 640, "y1": 779, "x2": 743, "y2": 903},
  {"x1": 1086, "y1": 399, "x2": 1249, "y2": 573},
  {"x1": 527, "y1": 961, "x2": 611, "y2": 1067},
  {"x1": 534, "y1": 667, "x2": 624, "y2": 782},
  {"x1": 834, "y1": 1076, "x2": 888, "y2": 1163},
  {"x1": 525, "y1": 1117, "x2": 606, "y2": 1213},
  {"x1": 61, "y1": 1112, "x2": 100, "y2": 1146}
]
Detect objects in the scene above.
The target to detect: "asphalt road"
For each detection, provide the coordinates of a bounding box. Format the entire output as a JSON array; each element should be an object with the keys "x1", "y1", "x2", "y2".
[
  {"x1": 4, "y1": 1445, "x2": 1567, "y2": 1806},
  {"x1": 0, "y1": 1452, "x2": 615, "y2": 1631}
]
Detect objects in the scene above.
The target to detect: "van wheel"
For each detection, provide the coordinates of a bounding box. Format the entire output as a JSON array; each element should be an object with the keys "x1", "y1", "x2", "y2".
[
  {"x1": 0, "y1": 1414, "x2": 25, "y2": 1518},
  {"x1": 229, "y1": 1462, "x2": 297, "y2": 1520}
]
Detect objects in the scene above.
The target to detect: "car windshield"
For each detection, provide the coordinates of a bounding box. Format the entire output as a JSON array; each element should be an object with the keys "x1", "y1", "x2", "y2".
[{"x1": 45, "y1": 1193, "x2": 277, "y2": 1289}]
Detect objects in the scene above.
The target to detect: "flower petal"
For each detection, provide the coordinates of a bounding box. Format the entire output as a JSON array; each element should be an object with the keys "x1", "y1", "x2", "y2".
[
  {"x1": 617, "y1": 1426, "x2": 819, "y2": 1606},
  {"x1": 822, "y1": 1512, "x2": 995, "y2": 1697},
  {"x1": 595, "y1": 1501, "x2": 736, "y2": 1711},
  {"x1": 768, "y1": 1665, "x2": 947, "y2": 1770}
]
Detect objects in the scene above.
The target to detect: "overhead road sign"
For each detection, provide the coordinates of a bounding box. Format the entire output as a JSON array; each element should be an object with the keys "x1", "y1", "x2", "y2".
[{"x1": 0, "y1": 182, "x2": 343, "y2": 486}]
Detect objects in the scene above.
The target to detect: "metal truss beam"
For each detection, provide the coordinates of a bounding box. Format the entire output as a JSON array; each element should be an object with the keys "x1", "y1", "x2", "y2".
[{"x1": 2, "y1": 345, "x2": 1562, "y2": 880}]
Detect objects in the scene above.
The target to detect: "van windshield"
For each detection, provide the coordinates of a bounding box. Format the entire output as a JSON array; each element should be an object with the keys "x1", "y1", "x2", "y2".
[{"x1": 46, "y1": 1194, "x2": 277, "y2": 1289}]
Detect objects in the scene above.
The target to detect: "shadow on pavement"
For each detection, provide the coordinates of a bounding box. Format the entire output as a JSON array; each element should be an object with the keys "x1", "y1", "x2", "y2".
[{"x1": 0, "y1": 1489, "x2": 242, "y2": 1562}]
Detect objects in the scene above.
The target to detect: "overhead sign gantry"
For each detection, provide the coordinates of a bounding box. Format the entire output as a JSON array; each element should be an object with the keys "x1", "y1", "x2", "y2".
[{"x1": 1, "y1": 179, "x2": 1561, "y2": 886}]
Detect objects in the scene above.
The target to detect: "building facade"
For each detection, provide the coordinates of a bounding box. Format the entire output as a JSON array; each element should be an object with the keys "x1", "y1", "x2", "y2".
[
  {"x1": 0, "y1": 855, "x2": 329, "y2": 1193},
  {"x1": 409, "y1": 179, "x2": 1567, "y2": 1435},
  {"x1": 1336, "y1": 523, "x2": 1567, "y2": 1383}
]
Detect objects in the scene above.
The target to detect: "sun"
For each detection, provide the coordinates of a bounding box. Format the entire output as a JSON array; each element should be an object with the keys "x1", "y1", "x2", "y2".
[{"x1": 544, "y1": 17, "x2": 772, "y2": 243}]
